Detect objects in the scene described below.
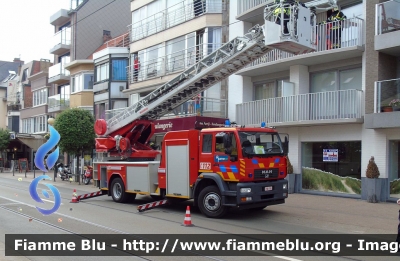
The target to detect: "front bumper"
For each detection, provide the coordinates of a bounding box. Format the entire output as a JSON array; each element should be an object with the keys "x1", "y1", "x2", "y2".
[{"x1": 222, "y1": 179, "x2": 288, "y2": 208}]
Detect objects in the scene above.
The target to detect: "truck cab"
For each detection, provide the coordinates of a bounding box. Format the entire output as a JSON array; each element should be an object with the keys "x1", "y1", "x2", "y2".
[{"x1": 157, "y1": 124, "x2": 289, "y2": 218}]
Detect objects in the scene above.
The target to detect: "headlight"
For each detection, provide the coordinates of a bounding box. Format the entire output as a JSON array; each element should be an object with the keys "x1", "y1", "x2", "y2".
[
  {"x1": 283, "y1": 184, "x2": 287, "y2": 190},
  {"x1": 240, "y1": 188, "x2": 251, "y2": 193}
]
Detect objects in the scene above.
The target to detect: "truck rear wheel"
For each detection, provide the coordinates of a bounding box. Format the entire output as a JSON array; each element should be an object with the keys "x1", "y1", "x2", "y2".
[
  {"x1": 198, "y1": 185, "x2": 228, "y2": 218},
  {"x1": 111, "y1": 178, "x2": 128, "y2": 203}
]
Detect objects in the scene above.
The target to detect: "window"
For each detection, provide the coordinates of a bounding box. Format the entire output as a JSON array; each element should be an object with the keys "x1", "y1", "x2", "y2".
[
  {"x1": 311, "y1": 67, "x2": 362, "y2": 93},
  {"x1": 112, "y1": 59, "x2": 128, "y2": 81},
  {"x1": 95, "y1": 63, "x2": 109, "y2": 82},
  {"x1": 21, "y1": 68, "x2": 29, "y2": 81},
  {"x1": 72, "y1": 73, "x2": 94, "y2": 92},
  {"x1": 95, "y1": 103, "x2": 107, "y2": 120},
  {"x1": 22, "y1": 119, "x2": 34, "y2": 134},
  {"x1": 27, "y1": 116, "x2": 46, "y2": 133},
  {"x1": 254, "y1": 79, "x2": 287, "y2": 100},
  {"x1": 202, "y1": 134, "x2": 212, "y2": 153},
  {"x1": 33, "y1": 89, "x2": 47, "y2": 106}
]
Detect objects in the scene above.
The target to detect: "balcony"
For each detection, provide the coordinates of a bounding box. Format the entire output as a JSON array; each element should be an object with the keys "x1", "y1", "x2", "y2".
[
  {"x1": 365, "y1": 78, "x2": 400, "y2": 129},
  {"x1": 236, "y1": 89, "x2": 364, "y2": 127},
  {"x1": 50, "y1": 9, "x2": 69, "y2": 26},
  {"x1": 7, "y1": 104, "x2": 21, "y2": 111},
  {"x1": 238, "y1": 18, "x2": 364, "y2": 77},
  {"x1": 104, "y1": 33, "x2": 129, "y2": 48},
  {"x1": 236, "y1": 0, "x2": 269, "y2": 23},
  {"x1": 105, "y1": 97, "x2": 227, "y2": 120},
  {"x1": 48, "y1": 93, "x2": 70, "y2": 113},
  {"x1": 375, "y1": 0, "x2": 400, "y2": 56},
  {"x1": 50, "y1": 27, "x2": 71, "y2": 55},
  {"x1": 48, "y1": 60, "x2": 70, "y2": 84},
  {"x1": 129, "y1": 0, "x2": 222, "y2": 43}
]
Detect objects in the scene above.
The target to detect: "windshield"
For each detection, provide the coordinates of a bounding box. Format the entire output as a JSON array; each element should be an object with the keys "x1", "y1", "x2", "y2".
[{"x1": 238, "y1": 131, "x2": 283, "y2": 156}]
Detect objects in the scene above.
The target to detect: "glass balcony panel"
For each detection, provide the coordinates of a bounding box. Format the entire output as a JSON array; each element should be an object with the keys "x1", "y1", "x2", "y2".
[
  {"x1": 375, "y1": 78, "x2": 400, "y2": 113},
  {"x1": 376, "y1": 0, "x2": 400, "y2": 35}
]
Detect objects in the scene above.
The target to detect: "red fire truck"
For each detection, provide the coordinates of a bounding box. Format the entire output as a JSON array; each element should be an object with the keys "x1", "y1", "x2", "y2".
[{"x1": 91, "y1": 1, "x2": 319, "y2": 218}]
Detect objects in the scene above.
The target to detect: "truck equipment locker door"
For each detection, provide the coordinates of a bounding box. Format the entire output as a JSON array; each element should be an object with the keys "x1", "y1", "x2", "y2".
[{"x1": 166, "y1": 140, "x2": 190, "y2": 197}]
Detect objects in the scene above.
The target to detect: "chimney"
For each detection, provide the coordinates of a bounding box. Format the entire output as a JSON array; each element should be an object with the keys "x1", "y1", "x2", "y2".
[{"x1": 103, "y1": 30, "x2": 112, "y2": 43}]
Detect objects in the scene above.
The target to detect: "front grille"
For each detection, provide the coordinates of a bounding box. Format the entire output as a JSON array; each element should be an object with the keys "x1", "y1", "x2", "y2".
[{"x1": 254, "y1": 168, "x2": 279, "y2": 179}]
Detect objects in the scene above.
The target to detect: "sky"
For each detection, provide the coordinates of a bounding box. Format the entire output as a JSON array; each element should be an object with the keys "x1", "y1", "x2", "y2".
[{"x1": 0, "y1": 0, "x2": 71, "y2": 63}]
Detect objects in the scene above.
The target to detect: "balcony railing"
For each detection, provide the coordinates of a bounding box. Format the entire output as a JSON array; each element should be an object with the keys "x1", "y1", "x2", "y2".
[
  {"x1": 248, "y1": 17, "x2": 364, "y2": 68},
  {"x1": 7, "y1": 104, "x2": 21, "y2": 111},
  {"x1": 105, "y1": 32, "x2": 130, "y2": 48},
  {"x1": 376, "y1": 0, "x2": 400, "y2": 35},
  {"x1": 51, "y1": 27, "x2": 71, "y2": 49},
  {"x1": 105, "y1": 97, "x2": 227, "y2": 120},
  {"x1": 48, "y1": 58, "x2": 70, "y2": 79},
  {"x1": 237, "y1": 0, "x2": 270, "y2": 15},
  {"x1": 236, "y1": 89, "x2": 363, "y2": 126},
  {"x1": 129, "y1": 0, "x2": 222, "y2": 42},
  {"x1": 128, "y1": 43, "x2": 222, "y2": 84},
  {"x1": 48, "y1": 93, "x2": 70, "y2": 110},
  {"x1": 375, "y1": 78, "x2": 400, "y2": 113}
]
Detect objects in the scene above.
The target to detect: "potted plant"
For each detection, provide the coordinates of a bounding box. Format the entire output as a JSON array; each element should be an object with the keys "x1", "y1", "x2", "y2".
[
  {"x1": 381, "y1": 104, "x2": 393, "y2": 112},
  {"x1": 389, "y1": 99, "x2": 400, "y2": 111},
  {"x1": 365, "y1": 156, "x2": 382, "y2": 203}
]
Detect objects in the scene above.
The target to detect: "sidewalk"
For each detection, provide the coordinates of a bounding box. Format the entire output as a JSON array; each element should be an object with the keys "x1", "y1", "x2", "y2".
[
  {"x1": 0, "y1": 170, "x2": 100, "y2": 192},
  {"x1": 2, "y1": 169, "x2": 400, "y2": 234}
]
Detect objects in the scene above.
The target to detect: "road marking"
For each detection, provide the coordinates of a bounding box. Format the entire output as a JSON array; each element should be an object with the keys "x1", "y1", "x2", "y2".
[
  {"x1": 273, "y1": 256, "x2": 303, "y2": 261},
  {"x1": 0, "y1": 195, "x2": 302, "y2": 261},
  {"x1": 41, "y1": 198, "x2": 63, "y2": 205}
]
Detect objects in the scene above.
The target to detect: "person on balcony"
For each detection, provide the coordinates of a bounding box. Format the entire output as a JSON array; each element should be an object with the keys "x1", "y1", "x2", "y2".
[{"x1": 327, "y1": 7, "x2": 346, "y2": 49}]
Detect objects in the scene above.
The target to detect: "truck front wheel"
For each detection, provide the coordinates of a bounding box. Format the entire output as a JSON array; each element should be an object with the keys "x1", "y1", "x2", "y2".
[
  {"x1": 198, "y1": 186, "x2": 228, "y2": 218},
  {"x1": 111, "y1": 177, "x2": 128, "y2": 203}
]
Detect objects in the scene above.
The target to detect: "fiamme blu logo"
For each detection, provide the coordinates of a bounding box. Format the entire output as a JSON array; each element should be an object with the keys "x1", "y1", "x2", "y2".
[{"x1": 29, "y1": 124, "x2": 62, "y2": 215}]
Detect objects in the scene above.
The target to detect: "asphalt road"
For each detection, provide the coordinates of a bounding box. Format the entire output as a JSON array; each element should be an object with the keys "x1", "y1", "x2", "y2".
[{"x1": 0, "y1": 173, "x2": 399, "y2": 261}]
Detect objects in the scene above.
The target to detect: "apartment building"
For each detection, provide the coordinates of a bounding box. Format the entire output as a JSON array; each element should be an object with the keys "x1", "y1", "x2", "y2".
[
  {"x1": 47, "y1": 0, "x2": 130, "y2": 121},
  {"x1": 120, "y1": 0, "x2": 229, "y2": 144},
  {"x1": 3, "y1": 59, "x2": 53, "y2": 168},
  {"x1": 230, "y1": 0, "x2": 400, "y2": 200},
  {"x1": 0, "y1": 58, "x2": 24, "y2": 130}
]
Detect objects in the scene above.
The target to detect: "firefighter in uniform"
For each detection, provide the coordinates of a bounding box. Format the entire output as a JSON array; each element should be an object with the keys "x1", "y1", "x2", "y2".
[
  {"x1": 273, "y1": 0, "x2": 296, "y2": 34},
  {"x1": 327, "y1": 7, "x2": 346, "y2": 49}
]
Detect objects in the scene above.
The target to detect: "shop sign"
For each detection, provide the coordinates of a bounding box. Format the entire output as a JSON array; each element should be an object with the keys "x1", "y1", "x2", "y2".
[
  {"x1": 323, "y1": 149, "x2": 338, "y2": 162},
  {"x1": 154, "y1": 116, "x2": 227, "y2": 133}
]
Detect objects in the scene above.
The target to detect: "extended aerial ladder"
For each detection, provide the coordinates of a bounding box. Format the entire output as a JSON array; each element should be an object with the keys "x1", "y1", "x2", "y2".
[{"x1": 94, "y1": 1, "x2": 318, "y2": 161}]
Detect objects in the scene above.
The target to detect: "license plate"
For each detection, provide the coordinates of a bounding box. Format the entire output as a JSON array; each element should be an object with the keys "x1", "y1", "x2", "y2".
[{"x1": 264, "y1": 186, "x2": 273, "y2": 191}]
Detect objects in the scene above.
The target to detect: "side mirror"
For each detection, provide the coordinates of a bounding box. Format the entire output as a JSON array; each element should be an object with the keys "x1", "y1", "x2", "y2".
[{"x1": 280, "y1": 134, "x2": 289, "y2": 155}]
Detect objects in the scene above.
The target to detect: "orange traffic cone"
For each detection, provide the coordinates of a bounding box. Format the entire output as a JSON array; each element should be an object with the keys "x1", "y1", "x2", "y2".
[
  {"x1": 182, "y1": 206, "x2": 194, "y2": 227},
  {"x1": 70, "y1": 189, "x2": 78, "y2": 203}
]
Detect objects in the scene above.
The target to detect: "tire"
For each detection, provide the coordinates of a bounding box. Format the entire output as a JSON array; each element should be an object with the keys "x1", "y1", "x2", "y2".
[
  {"x1": 84, "y1": 178, "x2": 90, "y2": 185},
  {"x1": 111, "y1": 178, "x2": 129, "y2": 203},
  {"x1": 198, "y1": 185, "x2": 228, "y2": 218}
]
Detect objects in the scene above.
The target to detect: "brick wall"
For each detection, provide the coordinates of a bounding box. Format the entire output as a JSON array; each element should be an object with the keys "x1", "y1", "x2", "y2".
[
  {"x1": 364, "y1": 0, "x2": 380, "y2": 114},
  {"x1": 24, "y1": 86, "x2": 32, "y2": 108}
]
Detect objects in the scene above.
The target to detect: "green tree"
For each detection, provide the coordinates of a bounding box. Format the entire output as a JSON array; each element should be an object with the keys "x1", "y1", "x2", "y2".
[
  {"x1": 53, "y1": 108, "x2": 95, "y2": 176},
  {"x1": 0, "y1": 128, "x2": 11, "y2": 165}
]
